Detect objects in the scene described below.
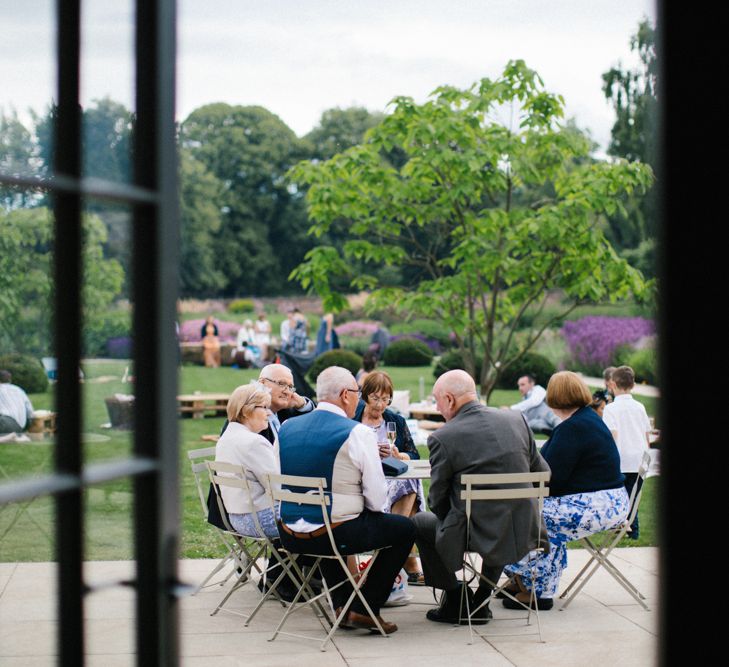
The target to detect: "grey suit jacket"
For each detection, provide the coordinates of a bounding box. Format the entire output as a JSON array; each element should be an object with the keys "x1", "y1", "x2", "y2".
[{"x1": 428, "y1": 401, "x2": 550, "y2": 571}]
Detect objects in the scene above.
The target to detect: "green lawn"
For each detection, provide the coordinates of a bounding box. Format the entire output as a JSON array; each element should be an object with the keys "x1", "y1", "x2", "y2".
[{"x1": 0, "y1": 361, "x2": 660, "y2": 561}]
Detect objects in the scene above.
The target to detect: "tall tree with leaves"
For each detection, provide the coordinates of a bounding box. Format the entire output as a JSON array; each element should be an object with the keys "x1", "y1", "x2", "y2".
[
  {"x1": 602, "y1": 19, "x2": 658, "y2": 275},
  {"x1": 0, "y1": 109, "x2": 40, "y2": 210},
  {"x1": 289, "y1": 61, "x2": 653, "y2": 397},
  {"x1": 180, "y1": 103, "x2": 311, "y2": 295}
]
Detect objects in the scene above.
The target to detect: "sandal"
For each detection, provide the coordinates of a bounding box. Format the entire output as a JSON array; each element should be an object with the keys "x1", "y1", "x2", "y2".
[{"x1": 406, "y1": 570, "x2": 425, "y2": 586}]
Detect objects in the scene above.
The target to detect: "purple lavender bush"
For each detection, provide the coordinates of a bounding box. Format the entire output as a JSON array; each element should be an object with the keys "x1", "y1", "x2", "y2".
[
  {"x1": 389, "y1": 333, "x2": 443, "y2": 355},
  {"x1": 334, "y1": 320, "x2": 380, "y2": 338},
  {"x1": 107, "y1": 336, "x2": 133, "y2": 359},
  {"x1": 561, "y1": 316, "x2": 655, "y2": 374}
]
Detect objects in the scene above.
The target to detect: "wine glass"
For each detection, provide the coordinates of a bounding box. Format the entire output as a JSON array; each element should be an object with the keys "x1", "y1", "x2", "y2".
[{"x1": 386, "y1": 422, "x2": 397, "y2": 457}]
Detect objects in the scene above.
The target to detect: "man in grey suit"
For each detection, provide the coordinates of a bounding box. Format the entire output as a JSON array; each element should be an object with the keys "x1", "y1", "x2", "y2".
[{"x1": 413, "y1": 370, "x2": 549, "y2": 624}]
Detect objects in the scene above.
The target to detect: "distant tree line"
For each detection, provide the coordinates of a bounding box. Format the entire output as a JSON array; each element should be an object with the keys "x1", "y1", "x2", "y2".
[{"x1": 0, "y1": 18, "x2": 657, "y2": 306}]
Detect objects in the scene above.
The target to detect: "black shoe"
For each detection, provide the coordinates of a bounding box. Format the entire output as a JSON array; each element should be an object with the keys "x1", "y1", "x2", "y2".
[
  {"x1": 425, "y1": 584, "x2": 490, "y2": 625},
  {"x1": 257, "y1": 578, "x2": 300, "y2": 603},
  {"x1": 502, "y1": 593, "x2": 553, "y2": 611}
]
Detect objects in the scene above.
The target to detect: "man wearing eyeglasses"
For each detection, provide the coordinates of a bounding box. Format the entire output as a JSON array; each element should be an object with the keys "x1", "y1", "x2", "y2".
[{"x1": 276, "y1": 366, "x2": 415, "y2": 634}]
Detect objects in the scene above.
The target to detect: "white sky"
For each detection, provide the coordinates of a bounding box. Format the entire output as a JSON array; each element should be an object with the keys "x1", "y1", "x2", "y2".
[{"x1": 1, "y1": 0, "x2": 655, "y2": 153}]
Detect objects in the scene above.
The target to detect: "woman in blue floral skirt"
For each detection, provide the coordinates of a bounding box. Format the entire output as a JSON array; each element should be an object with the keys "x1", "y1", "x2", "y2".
[{"x1": 503, "y1": 371, "x2": 629, "y2": 610}]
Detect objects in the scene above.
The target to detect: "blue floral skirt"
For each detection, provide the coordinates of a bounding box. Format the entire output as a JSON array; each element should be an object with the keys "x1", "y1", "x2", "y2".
[
  {"x1": 229, "y1": 505, "x2": 280, "y2": 540},
  {"x1": 383, "y1": 478, "x2": 425, "y2": 513},
  {"x1": 504, "y1": 487, "x2": 629, "y2": 598}
]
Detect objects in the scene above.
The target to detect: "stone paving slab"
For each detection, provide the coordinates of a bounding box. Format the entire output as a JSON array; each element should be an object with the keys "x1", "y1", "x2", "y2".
[{"x1": 0, "y1": 548, "x2": 659, "y2": 666}]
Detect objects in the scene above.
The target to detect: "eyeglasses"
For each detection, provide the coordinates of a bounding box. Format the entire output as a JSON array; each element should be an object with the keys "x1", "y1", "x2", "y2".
[
  {"x1": 343, "y1": 386, "x2": 362, "y2": 398},
  {"x1": 261, "y1": 377, "x2": 295, "y2": 392},
  {"x1": 367, "y1": 394, "x2": 392, "y2": 405}
]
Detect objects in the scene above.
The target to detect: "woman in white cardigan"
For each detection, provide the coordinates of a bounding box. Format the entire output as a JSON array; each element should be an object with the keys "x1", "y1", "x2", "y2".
[{"x1": 215, "y1": 382, "x2": 280, "y2": 539}]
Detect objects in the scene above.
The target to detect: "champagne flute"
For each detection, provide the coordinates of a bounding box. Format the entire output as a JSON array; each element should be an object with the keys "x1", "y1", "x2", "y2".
[{"x1": 386, "y1": 422, "x2": 397, "y2": 457}]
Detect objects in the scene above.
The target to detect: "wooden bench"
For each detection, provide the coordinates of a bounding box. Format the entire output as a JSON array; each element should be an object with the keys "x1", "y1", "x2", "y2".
[{"x1": 177, "y1": 393, "x2": 230, "y2": 419}]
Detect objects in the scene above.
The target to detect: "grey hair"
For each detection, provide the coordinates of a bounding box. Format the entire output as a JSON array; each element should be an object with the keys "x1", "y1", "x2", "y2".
[{"x1": 316, "y1": 366, "x2": 356, "y2": 402}]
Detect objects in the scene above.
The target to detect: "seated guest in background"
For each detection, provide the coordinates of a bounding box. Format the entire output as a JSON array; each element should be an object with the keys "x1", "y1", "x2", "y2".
[
  {"x1": 254, "y1": 313, "x2": 272, "y2": 360},
  {"x1": 0, "y1": 370, "x2": 34, "y2": 434},
  {"x1": 356, "y1": 351, "x2": 378, "y2": 387},
  {"x1": 277, "y1": 366, "x2": 415, "y2": 634},
  {"x1": 414, "y1": 370, "x2": 549, "y2": 624},
  {"x1": 503, "y1": 371, "x2": 629, "y2": 610},
  {"x1": 215, "y1": 383, "x2": 279, "y2": 539},
  {"x1": 201, "y1": 323, "x2": 221, "y2": 368},
  {"x1": 200, "y1": 315, "x2": 219, "y2": 339},
  {"x1": 603, "y1": 366, "x2": 617, "y2": 401},
  {"x1": 505, "y1": 373, "x2": 561, "y2": 435},
  {"x1": 354, "y1": 371, "x2": 425, "y2": 584},
  {"x1": 590, "y1": 389, "x2": 610, "y2": 418},
  {"x1": 219, "y1": 363, "x2": 314, "y2": 442}
]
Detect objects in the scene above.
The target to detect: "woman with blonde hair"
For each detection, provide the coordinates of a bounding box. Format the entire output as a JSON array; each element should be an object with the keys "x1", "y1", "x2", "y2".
[
  {"x1": 502, "y1": 371, "x2": 629, "y2": 610},
  {"x1": 214, "y1": 382, "x2": 279, "y2": 538}
]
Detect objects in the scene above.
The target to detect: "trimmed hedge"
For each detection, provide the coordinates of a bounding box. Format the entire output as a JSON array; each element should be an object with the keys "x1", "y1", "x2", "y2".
[
  {"x1": 433, "y1": 350, "x2": 482, "y2": 380},
  {"x1": 228, "y1": 298, "x2": 256, "y2": 314},
  {"x1": 383, "y1": 337, "x2": 434, "y2": 367},
  {"x1": 0, "y1": 354, "x2": 49, "y2": 394},
  {"x1": 494, "y1": 352, "x2": 556, "y2": 390},
  {"x1": 308, "y1": 349, "x2": 363, "y2": 382}
]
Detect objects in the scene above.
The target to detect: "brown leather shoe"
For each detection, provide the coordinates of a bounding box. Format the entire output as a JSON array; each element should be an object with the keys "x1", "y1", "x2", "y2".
[{"x1": 345, "y1": 610, "x2": 398, "y2": 634}]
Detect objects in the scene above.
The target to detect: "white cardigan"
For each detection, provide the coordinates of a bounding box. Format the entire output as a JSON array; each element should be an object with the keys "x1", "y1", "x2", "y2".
[{"x1": 214, "y1": 421, "x2": 280, "y2": 515}]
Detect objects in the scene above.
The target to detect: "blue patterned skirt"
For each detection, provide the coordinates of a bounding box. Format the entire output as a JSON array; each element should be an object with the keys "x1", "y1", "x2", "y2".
[
  {"x1": 383, "y1": 478, "x2": 425, "y2": 513},
  {"x1": 229, "y1": 505, "x2": 280, "y2": 540},
  {"x1": 504, "y1": 487, "x2": 629, "y2": 598}
]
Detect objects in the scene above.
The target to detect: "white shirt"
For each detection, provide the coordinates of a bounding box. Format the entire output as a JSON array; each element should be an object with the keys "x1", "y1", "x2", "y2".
[
  {"x1": 278, "y1": 402, "x2": 386, "y2": 531},
  {"x1": 602, "y1": 394, "x2": 651, "y2": 472},
  {"x1": 510, "y1": 384, "x2": 547, "y2": 413},
  {"x1": 0, "y1": 383, "x2": 34, "y2": 429}
]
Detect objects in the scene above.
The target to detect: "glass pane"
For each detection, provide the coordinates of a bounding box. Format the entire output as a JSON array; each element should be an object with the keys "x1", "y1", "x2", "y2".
[
  {"x1": 80, "y1": 1, "x2": 135, "y2": 183},
  {"x1": 0, "y1": 1, "x2": 55, "y2": 187},
  {"x1": 81, "y1": 203, "x2": 133, "y2": 464}
]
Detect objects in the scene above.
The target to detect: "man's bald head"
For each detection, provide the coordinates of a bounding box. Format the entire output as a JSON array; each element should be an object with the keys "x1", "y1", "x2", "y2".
[{"x1": 433, "y1": 370, "x2": 478, "y2": 421}]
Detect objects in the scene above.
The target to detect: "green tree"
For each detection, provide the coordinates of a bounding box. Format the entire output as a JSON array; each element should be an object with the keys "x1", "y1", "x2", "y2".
[
  {"x1": 0, "y1": 207, "x2": 124, "y2": 355},
  {"x1": 602, "y1": 19, "x2": 658, "y2": 274},
  {"x1": 180, "y1": 104, "x2": 312, "y2": 295},
  {"x1": 304, "y1": 107, "x2": 385, "y2": 161},
  {"x1": 289, "y1": 61, "x2": 653, "y2": 397},
  {"x1": 178, "y1": 149, "x2": 227, "y2": 296},
  {"x1": 0, "y1": 109, "x2": 40, "y2": 210}
]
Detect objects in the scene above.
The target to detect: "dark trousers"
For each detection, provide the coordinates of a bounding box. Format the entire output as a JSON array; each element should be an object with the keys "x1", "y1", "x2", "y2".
[
  {"x1": 413, "y1": 512, "x2": 502, "y2": 598},
  {"x1": 623, "y1": 473, "x2": 644, "y2": 539},
  {"x1": 0, "y1": 415, "x2": 23, "y2": 434},
  {"x1": 278, "y1": 510, "x2": 415, "y2": 615}
]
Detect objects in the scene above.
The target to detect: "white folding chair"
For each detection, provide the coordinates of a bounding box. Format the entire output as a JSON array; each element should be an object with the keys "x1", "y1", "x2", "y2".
[
  {"x1": 559, "y1": 450, "x2": 652, "y2": 611},
  {"x1": 460, "y1": 471, "x2": 551, "y2": 644},
  {"x1": 206, "y1": 460, "x2": 299, "y2": 624},
  {"x1": 187, "y1": 447, "x2": 246, "y2": 594},
  {"x1": 267, "y1": 473, "x2": 390, "y2": 651}
]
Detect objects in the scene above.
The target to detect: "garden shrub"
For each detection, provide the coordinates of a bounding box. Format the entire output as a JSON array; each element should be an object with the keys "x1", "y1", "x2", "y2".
[
  {"x1": 433, "y1": 350, "x2": 482, "y2": 380},
  {"x1": 383, "y1": 337, "x2": 434, "y2": 367},
  {"x1": 107, "y1": 336, "x2": 133, "y2": 359},
  {"x1": 83, "y1": 309, "x2": 131, "y2": 357},
  {"x1": 494, "y1": 352, "x2": 556, "y2": 389},
  {"x1": 389, "y1": 319, "x2": 453, "y2": 348},
  {"x1": 308, "y1": 349, "x2": 363, "y2": 382},
  {"x1": 228, "y1": 298, "x2": 256, "y2": 314},
  {"x1": 0, "y1": 353, "x2": 49, "y2": 394},
  {"x1": 338, "y1": 335, "x2": 373, "y2": 357},
  {"x1": 614, "y1": 344, "x2": 658, "y2": 385},
  {"x1": 561, "y1": 316, "x2": 655, "y2": 376}
]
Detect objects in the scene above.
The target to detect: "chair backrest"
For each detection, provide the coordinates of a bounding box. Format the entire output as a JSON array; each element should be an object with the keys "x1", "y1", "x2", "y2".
[
  {"x1": 460, "y1": 471, "x2": 551, "y2": 545},
  {"x1": 188, "y1": 446, "x2": 217, "y2": 519},
  {"x1": 625, "y1": 450, "x2": 652, "y2": 526},
  {"x1": 206, "y1": 459, "x2": 264, "y2": 537},
  {"x1": 268, "y1": 474, "x2": 333, "y2": 546}
]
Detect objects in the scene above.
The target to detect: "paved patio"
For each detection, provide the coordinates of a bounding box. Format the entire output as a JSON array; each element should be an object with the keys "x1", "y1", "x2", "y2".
[{"x1": 0, "y1": 547, "x2": 658, "y2": 666}]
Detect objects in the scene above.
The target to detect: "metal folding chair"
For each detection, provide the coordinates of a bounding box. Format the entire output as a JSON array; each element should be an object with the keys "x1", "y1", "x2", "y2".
[
  {"x1": 559, "y1": 450, "x2": 652, "y2": 611},
  {"x1": 206, "y1": 460, "x2": 300, "y2": 624},
  {"x1": 187, "y1": 447, "x2": 246, "y2": 594},
  {"x1": 267, "y1": 473, "x2": 390, "y2": 651},
  {"x1": 460, "y1": 471, "x2": 551, "y2": 644}
]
